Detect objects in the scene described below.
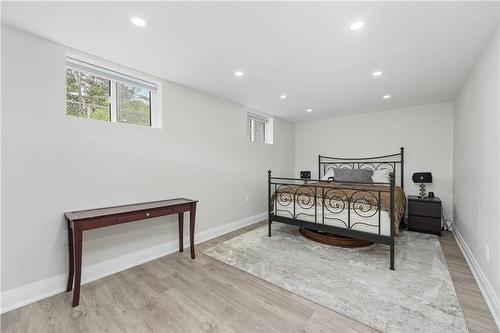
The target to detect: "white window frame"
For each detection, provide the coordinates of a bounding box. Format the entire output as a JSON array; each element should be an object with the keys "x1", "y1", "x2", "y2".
[
  {"x1": 248, "y1": 112, "x2": 273, "y2": 144},
  {"x1": 66, "y1": 51, "x2": 163, "y2": 128}
]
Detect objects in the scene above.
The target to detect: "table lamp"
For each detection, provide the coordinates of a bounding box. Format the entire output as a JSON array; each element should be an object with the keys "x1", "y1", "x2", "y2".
[{"x1": 412, "y1": 172, "x2": 432, "y2": 198}]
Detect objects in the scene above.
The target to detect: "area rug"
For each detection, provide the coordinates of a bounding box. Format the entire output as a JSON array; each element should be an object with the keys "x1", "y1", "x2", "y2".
[{"x1": 203, "y1": 224, "x2": 468, "y2": 332}]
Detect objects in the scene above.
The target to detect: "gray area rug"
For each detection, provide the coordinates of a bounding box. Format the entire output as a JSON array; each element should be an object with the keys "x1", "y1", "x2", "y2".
[{"x1": 203, "y1": 224, "x2": 468, "y2": 332}]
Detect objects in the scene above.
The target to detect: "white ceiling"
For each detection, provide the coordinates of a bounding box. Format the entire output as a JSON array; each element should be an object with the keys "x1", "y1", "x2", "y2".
[{"x1": 2, "y1": 2, "x2": 500, "y2": 122}]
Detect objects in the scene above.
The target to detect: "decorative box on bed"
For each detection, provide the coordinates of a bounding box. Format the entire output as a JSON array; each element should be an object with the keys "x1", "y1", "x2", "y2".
[{"x1": 267, "y1": 148, "x2": 406, "y2": 270}]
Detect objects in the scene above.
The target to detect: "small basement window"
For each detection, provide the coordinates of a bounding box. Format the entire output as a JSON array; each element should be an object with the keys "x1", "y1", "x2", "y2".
[
  {"x1": 65, "y1": 54, "x2": 162, "y2": 128},
  {"x1": 247, "y1": 112, "x2": 273, "y2": 144}
]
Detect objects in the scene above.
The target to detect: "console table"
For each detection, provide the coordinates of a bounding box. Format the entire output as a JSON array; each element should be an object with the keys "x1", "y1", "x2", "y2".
[{"x1": 64, "y1": 198, "x2": 198, "y2": 307}]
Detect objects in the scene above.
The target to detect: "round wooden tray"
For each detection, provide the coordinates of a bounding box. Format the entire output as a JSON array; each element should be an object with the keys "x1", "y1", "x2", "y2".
[{"x1": 299, "y1": 227, "x2": 374, "y2": 248}]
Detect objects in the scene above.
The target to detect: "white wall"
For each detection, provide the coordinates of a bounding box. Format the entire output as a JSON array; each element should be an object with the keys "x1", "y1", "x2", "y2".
[
  {"x1": 454, "y1": 23, "x2": 500, "y2": 325},
  {"x1": 1, "y1": 27, "x2": 294, "y2": 294},
  {"x1": 295, "y1": 102, "x2": 454, "y2": 220}
]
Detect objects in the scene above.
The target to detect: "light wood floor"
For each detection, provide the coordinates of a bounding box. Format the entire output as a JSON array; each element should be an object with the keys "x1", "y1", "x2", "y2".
[
  {"x1": 2, "y1": 222, "x2": 498, "y2": 333},
  {"x1": 440, "y1": 231, "x2": 498, "y2": 333}
]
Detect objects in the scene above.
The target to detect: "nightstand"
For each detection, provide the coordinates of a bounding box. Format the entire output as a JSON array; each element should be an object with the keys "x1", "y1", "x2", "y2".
[{"x1": 407, "y1": 195, "x2": 442, "y2": 236}]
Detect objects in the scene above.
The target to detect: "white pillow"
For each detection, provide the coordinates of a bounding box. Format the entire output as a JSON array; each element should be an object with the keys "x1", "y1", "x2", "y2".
[
  {"x1": 321, "y1": 169, "x2": 335, "y2": 181},
  {"x1": 372, "y1": 169, "x2": 390, "y2": 183}
]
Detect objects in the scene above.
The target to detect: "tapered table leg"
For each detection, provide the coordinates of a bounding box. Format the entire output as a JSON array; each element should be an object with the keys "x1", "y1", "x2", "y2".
[
  {"x1": 178, "y1": 212, "x2": 184, "y2": 252},
  {"x1": 66, "y1": 219, "x2": 74, "y2": 292},
  {"x1": 72, "y1": 226, "x2": 83, "y2": 307},
  {"x1": 190, "y1": 203, "x2": 196, "y2": 259}
]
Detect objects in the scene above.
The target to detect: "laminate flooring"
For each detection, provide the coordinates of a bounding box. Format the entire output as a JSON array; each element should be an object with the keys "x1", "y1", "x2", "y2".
[{"x1": 2, "y1": 222, "x2": 497, "y2": 333}]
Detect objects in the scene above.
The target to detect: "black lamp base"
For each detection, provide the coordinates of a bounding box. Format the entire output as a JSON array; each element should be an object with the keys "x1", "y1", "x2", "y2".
[{"x1": 419, "y1": 183, "x2": 426, "y2": 198}]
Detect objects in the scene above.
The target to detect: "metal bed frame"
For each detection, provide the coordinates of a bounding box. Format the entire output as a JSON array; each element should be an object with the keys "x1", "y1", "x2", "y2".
[{"x1": 267, "y1": 147, "x2": 404, "y2": 270}]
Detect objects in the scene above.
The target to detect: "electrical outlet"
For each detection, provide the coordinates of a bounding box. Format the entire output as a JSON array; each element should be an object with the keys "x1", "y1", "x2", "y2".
[
  {"x1": 485, "y1": 245, "x2": 490, "y2": 263},
  {"x1": 244, "y1": 195, "x2": 250, "y2": 203}
]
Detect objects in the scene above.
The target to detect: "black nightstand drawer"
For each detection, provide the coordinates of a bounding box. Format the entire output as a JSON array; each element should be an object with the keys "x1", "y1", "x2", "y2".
[
  {"x1": 408, "y1": 216, "x2": 441, "y2": 235},
  {"x1": 408, "y1": 200, "x2": 441, "y2": 218}
]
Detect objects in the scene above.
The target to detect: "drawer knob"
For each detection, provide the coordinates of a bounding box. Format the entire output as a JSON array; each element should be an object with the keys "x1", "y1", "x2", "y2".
[{"x1": 146, "y1": 213, "x2": 150, "y2": 217}]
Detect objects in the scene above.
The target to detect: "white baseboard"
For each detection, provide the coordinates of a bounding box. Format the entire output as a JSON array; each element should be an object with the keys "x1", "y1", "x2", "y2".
[
  {"x1": 1, "y1": 212, "x2": 267, "y2": 314},
  {"x1": 453, "y1": 227, "x2": 500, "y2": 329}
]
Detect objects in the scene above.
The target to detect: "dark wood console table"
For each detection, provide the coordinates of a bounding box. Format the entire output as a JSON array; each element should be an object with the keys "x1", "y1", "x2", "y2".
[{"x1": 64, "y1": 198, "x2": 197, "y2": 307}]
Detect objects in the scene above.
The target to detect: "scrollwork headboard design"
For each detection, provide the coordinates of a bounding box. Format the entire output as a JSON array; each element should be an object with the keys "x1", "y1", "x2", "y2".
[{"x1": 318, "y1": 147, "x2": 404, "y2": 188}]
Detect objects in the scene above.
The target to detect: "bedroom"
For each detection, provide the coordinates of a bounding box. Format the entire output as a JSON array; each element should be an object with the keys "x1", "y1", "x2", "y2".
[{"x1": 1, "y1": 1, "x2": 499, "y2": 332}]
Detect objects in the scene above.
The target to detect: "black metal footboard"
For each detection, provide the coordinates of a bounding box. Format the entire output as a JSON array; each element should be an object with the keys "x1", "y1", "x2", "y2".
[{"x1": 267, "y1": 171, "x2": 396, "y2": 270}]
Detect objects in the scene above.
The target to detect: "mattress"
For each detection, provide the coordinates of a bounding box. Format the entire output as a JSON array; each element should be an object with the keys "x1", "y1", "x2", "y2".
[{"x1": 275, "y1": 201, "x2": 392, "y2": 236}]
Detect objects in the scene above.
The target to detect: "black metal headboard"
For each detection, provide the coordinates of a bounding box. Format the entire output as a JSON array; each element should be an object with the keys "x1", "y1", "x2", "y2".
[{"x1": 318, "y1": 147, "x2": 405, "y2": 188}]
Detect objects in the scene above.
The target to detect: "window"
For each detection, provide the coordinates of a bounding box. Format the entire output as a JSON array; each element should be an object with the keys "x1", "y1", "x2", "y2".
[
  {"x1": 247, "y1": 112, "x2": 273, "y2": 144},
  {"x1": 66, "y1": 55, "x2": 161, "y2": 128}
]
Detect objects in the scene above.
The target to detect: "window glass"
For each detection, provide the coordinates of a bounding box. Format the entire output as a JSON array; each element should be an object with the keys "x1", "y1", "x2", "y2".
[
  {"x1": 117, "y1": 84, "x2": 151, "y2": 126},
  {"x1": 66, "y1": 68, "x2": 111, "y2": 121},
  {"x1": 253, "y1": 118, "x2": 266, "y2": 143}
]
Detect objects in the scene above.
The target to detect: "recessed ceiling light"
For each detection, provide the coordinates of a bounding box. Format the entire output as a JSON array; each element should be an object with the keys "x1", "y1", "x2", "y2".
[
  {"x1": 280, "y1": 95, "x2": 287, "y2": 99},
  {"x1": 383, "y1": 95, "x2": 391, "y2": 99},
  {"x1": 234, "y1": 71, "x2": 244, "y2": 77},
  {"x1": 131, "y1": 17, "x2": 146, "y2": 27},
  {"x1": 372, "y1": 71, "x2": 383, "y2": 77},
  {"x1": 350, "y1": 20, "x2": 365, "y2": 31},
  {"x1": 306, "y1": 109, "x2": 313, "y2": 113}
]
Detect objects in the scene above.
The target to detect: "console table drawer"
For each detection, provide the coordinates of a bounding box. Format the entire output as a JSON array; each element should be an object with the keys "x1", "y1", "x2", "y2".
[
  {"x1": 79, "y1": 216, "x2": 117, "y2": 230},
  {"x1": 117, "y1": 207, "x2": 178, "y2": 223},
  {"x1": 408, "y1": 200, "x2": 441, "y2": 218},
  {"x1": 117, "y1": 212, "x2": 149, "y2": 223},
  {"x1": 148, "y1": 207, "x2": 175, "y2": 218}
]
